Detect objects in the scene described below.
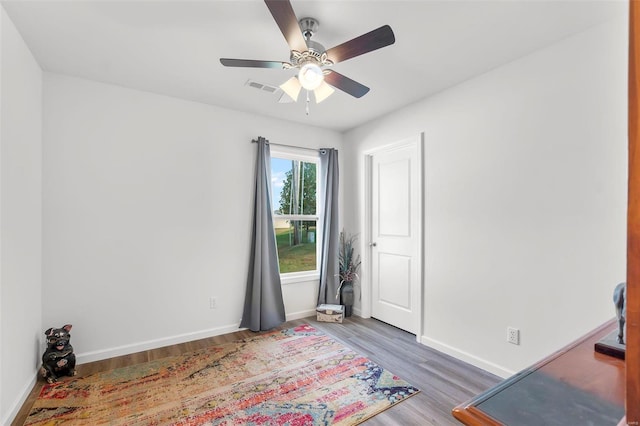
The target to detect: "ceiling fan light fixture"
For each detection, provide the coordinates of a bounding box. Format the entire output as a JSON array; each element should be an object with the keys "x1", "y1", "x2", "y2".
[
  {"x1": 314, "y1": 80, "x2": 335, "y2": 103},
  {"x1": 298, "y1": 62, "x2": 323, "y2": 90},
  {"x1": 279, "y1": 76, "x2": 302, "y2": 102},
  {"x1": 221, "y1": 2, "x2": 396, "y2": 103}
]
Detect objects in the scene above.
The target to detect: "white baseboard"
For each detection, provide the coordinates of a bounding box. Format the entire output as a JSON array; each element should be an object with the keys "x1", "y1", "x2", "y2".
[
  {"x1": 76, "y1": 322, "x2": 243, "y2": 365},
  {"x1": 76, "y1": 311, "x2": 319, "y2": 366},
  {"x1": 344, "y1": 311, "x2": 510, "y2": 378},
  {"x1": 286, "y1": 309, "x2": 316, "y2": 321},
  {"x1": 421, "y1": 335, "x2": 514, "y2": 379},
  {"x1": 4, "y1": 374, "x2": 37, "y2": 426}
]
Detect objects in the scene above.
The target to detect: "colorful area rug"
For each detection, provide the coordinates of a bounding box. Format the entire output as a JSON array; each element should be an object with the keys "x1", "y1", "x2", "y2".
[{"x1": 24, "y1": 324, "x2": 419, "y2": 425}]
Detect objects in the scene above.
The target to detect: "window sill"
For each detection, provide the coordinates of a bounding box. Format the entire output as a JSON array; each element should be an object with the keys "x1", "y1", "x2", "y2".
[{"x1": 280, "y1": 272, "x2": 320, "y2": 285}]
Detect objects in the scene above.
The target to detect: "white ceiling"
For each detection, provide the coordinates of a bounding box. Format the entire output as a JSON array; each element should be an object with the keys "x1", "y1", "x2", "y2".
[{"x1": 2, "y1": 0, "x2": 627, "y2": 132}]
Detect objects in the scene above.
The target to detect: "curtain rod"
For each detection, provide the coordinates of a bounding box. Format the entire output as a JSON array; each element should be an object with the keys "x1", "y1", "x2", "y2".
[{"x1": 251, "y1": 139, "x2": 325, "y2": 153}]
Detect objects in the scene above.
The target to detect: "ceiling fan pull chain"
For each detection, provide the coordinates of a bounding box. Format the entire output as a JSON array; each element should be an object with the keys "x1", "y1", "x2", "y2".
[{"x1": 306, "y1": 91, "x2": 310, "y2": 115}]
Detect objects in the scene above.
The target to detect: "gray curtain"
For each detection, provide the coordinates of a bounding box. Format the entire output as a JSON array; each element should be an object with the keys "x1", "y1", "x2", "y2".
[
  {"x1": 317, "y1": 148, "x2": 340, "y2": 305},
  {"x1": 240, "y1": 137, "x2": 286, "y2": 331}
]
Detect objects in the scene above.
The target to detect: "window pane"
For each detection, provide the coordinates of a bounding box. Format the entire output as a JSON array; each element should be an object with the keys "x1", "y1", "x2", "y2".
[
  {"x1": 271, "y1": 158, "x2": 316, "y2": 216},
  {"x1": 275, "y1": 220, "x2": 317, "y2": 273}
]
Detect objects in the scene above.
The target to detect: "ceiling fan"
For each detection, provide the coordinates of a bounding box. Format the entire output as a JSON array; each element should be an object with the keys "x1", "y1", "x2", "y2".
[{"x1": 220, "y1": 0, "x2": 395, "y2": 107}]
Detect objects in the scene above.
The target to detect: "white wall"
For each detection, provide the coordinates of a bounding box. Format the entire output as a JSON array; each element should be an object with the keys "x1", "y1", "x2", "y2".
[
  {"x1": 0, "y1": 5, "x2": 43, "y2": 424},
  {"x1": 42, "y1": 73, "x2": 341, "y2": 363},
  {"x1": 344, "y1": 18, "x2": 628, "y2": 377}
]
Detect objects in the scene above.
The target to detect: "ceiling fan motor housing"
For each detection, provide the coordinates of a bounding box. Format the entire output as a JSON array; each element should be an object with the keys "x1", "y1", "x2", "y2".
[
  {"x1": 288, "y1": 18, "x2": 330, "y2": 68},
  {"x1": 291, "y1": 41, "x2": 327, "y2": 65}
]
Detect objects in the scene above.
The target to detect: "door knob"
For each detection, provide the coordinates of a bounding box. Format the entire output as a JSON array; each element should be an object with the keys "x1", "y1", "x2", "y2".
[{"x1": 369, "y1": 242, "x2": 377, "y2": 247}]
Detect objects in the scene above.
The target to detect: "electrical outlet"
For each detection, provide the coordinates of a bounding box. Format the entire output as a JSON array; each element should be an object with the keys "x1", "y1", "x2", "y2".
[
  {"x1": 209, "y1": 297, "x2": 217, "y2": 309},
  {"x1": 507, "y1": 327, "x2": 520, "y2": 345}
]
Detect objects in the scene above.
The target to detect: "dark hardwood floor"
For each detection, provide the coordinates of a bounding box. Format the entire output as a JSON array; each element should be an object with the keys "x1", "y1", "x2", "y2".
[{"x1": 13, "y1": 316, "x2": 501, "y2": 425}]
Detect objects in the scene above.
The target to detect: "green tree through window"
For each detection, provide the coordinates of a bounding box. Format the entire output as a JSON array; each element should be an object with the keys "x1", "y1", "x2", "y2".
[
  {"x1": 278, "y1": 161, "x2": 316, "y2": 246},
  {"x1": 279, "y1": 162, "x2": 316, "y2": 215},
  {"x1": 271, "y1": 154, "x2": 319, "y2": 275}
]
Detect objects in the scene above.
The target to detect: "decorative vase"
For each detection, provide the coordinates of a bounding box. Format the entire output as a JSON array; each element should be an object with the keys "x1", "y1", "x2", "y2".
[{"x1": 340, "y1": 282, "x2": 354, "y2": 317}]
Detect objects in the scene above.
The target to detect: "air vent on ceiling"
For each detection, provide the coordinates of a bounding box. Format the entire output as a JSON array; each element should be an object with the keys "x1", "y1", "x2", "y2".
[
  {"x1": 244, "y1": 79, "x2": 294, "y2": 103},
  {"x1": 245, "y1": 79, "x2": 279, "y2": 94}
]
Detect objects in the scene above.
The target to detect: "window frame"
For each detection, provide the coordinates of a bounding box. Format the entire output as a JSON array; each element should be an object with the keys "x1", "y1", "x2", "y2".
[{"x1": 270, "y1": 146, "x2": 322, "y2": 284}]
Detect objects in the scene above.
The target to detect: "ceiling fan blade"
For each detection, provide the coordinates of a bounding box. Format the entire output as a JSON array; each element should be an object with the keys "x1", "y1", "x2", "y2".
[
  {"x1": 325, "y1": 25, "x2": 395, "y2": 64},
  {"x1": 324, "y1": 71, "x2": 370, "y2": 98},
  {"x1": 264, "y1": 0, "x2": 307, "y2": 53},
  {"x1": 220, "y1": 58, "x2": 287, "y2": 69}
]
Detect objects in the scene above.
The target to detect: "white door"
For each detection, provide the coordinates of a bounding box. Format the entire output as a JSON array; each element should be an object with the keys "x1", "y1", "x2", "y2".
[{"x1": 369, "y1": 137, "x2": 422, "y2": 335}]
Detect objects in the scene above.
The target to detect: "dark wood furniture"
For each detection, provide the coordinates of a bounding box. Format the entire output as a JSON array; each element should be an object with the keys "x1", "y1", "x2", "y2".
[
  {"x1": 452, "y1": 320, "x2": 625, "y2": 425},
  {"x1": 627, "y1": 1, "x2": 639, "y2": 422}
]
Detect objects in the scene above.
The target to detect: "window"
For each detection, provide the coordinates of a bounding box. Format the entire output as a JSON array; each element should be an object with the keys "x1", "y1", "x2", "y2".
[{"x1": 270, "y1": 148, "x2": 320, "y2": 281}]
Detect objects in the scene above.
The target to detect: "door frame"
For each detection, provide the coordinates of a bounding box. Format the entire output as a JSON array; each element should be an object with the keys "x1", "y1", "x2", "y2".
[{"x1": 362, "y1": 133, "x2": 424, "y2": 342}]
